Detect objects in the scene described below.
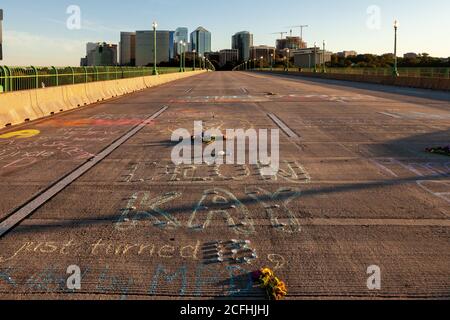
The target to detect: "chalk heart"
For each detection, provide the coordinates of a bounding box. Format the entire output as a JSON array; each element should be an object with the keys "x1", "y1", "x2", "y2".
[{"x1": 0, "y1": 129, "x2": 41, "y2": 139}]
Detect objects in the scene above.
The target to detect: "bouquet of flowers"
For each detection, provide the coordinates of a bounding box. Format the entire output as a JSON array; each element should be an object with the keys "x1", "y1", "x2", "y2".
[{"x1": 252, "y1": 268, "x2": 288, "y2": 300}]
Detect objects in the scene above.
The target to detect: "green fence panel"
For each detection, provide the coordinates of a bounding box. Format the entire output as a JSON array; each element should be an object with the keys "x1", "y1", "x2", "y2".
[{"x1": 0, "y1": 65, "x2": 188, "y2": 93}]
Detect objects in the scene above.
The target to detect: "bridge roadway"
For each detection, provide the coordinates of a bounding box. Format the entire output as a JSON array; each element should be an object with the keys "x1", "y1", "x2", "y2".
[{"x1": 0, "y1": 71, "x2": 449, "y2": 299}]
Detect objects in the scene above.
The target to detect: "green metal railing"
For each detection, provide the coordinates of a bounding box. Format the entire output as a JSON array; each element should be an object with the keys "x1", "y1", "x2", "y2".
[
  {"x1": 244, "y1": 66, "x2": 450, "y2": 79},
  {"x1": 0, "y1": 66, "x2": 184, "y2": 93}
]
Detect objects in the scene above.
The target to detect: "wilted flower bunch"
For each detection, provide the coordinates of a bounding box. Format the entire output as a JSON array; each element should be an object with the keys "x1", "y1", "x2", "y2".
[{"x1": 252, "y1": 268, "x2": 288, "y2": 300}]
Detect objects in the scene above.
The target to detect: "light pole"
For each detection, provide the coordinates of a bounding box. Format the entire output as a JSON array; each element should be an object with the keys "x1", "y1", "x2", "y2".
[
  {"x1": 286, "y1": 49, "x2": 290, "y2": 71},
  {"x1": 322, "y1": 41, "x2": 326, "y2": 73},
  {"x1": 260, "y1": 56, "x2": 264, "y2": 70},
  {"x1": 393, "y1": 20, "x2": 400, "y2": 77},
  {"x1": 179, "y1": 41, "x2": 184, "y2": 72},
  {"x1": 152, "y1": 21, "x2": 159, "y2": 75},
  {"x1": 314, "y1": 42, "x2": 318, "y2": 73},
  {"x1": 182, "y1": 42, "x2": 186, "y2": 72},
  {"x1": 270, "y1": 53, "x2": 274, "y2": 71},
  {"x1": 193, "y1": 49, "x2": 196, "y2": 71}
]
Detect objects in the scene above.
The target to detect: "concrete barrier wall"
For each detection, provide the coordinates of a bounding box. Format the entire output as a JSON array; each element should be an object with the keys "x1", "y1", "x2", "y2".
[
  {"x1": 258, "y1": 70, "x2": 450, "y2": 92},
  {"x1": 0, "y1": 70, "x2": 206, "y2": 127}
]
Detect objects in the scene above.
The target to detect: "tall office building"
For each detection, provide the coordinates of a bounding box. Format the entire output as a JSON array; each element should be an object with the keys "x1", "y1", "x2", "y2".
[
  {"x1": 294, "y1": 48, "x2": 332, "y2": 68},
  {"x1": 232, "y1": 31, "x2": 253, "y2": 62},
  {"x1": 86, "y1": 42, "x2": 99, "y2": 54},
  {"x1": 82, "y1": 42, "x2": 118, "y2": 66},
  {"x1": 190, "y1": 27, "x2": 211, "y2": 55},
  {"x1": 168, "y1": 31, "x2": 175, "y2": 60},
  {"x1": 135, "y1": 30, "x2": 174, "y2": 66},
  {"x1": 219, "y1": 49, "x2": 239, "y2": 67},
  {"x1": 174, "y1": 27, "x2": 188, "y2": 55},
  {"x1": 120, "y1": 32, "x2": 136, "y2": 66},
  {"x1": 250, "y1": 45, "x2": 276, "y2": 62},
  {"x1": 0, "y1": 9, "x2": 3, "y2": 61},
  {"x1": 276, "y1": 36, "x2": 307, "y2": 50}
]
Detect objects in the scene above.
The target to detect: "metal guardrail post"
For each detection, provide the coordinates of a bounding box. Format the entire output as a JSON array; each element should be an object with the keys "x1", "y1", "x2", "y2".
[
  {"x1": 94, "y1": 66, "x2": 99, "y2": 82},
  {"x1": 30, "y1": 66, "x2": 39, "y2": 89},
  {"x1": 4, "y1": 66, "x2": 12, "y2": 91},
  {"x1": 0, "y1": 65, "x2": 8, "y2": 92},
  {"x1": 51, "y1": 66, "x2": 59, "y2": 86},
  {"x1": 83, "y1": 66, "x2": 88, "y2": 83},
  {"x1": 68, "y1": 66, "x2": 75, "y2": 84}
]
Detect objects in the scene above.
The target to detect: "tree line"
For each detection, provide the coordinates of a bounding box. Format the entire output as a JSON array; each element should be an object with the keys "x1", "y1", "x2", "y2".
[{"x1": 329, "y1": 53, "x2": 450, "y2": 68}]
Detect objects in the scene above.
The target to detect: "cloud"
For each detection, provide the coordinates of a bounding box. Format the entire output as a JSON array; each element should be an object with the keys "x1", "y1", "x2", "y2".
[{"x1": 44, "y1": 18, "x2": 124, "y2": 34}]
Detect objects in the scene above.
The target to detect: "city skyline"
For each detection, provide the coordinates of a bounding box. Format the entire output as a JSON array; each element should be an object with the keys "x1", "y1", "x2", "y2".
[{"x1": 1, "y1": 0, "x2": 450, "y2": 66}]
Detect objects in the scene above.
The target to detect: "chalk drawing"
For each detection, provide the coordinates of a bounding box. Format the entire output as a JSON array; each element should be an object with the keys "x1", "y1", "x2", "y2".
[
  {"x1": 148, "y1": 264, "x2": 188, "y2": 296},
  {"x1": 202, "y1": 240, "x2": 257, "y2": 265},
  {"x1": 188, "y1": 188, "x2": 255, "y2": 235},
  {"x1": 257, "y1": 160, "x2": 311, "y2": 183},
  {"x1": 2, "y1": 150, "x2": 55, "y2": 168},
  {"x1": 121, "y1": 163, "x2": 139, "y2": 182},
  {"x1": 0, "y1": 125, "x2": 127, "y2": 170},
  {"x1": 117, "y1": 160, "x2": 311, "y2": 184},
  {"x1": 370, "y1": 158, "x2": 450, "y2": 205},
  {"x1": 0, "y1": 129, "x2": 40, "y2": 139},
  {"x1": 0, "y1": 240, "x2": 78, "y2": 264},
  {"x1": 371, "y1": 158, "x2": 449, "y2": 179},
  {"x1": 0, "y1": 267, "x2": 17, "y2": 288},
  {"x1": 115, "y1": 191, "x2": 182, "y2": 231},
  {"x1": 246, "y1": 187, "x2": 302, "y2": 233},
  {"x1": 417, "y1": 180, "x2": 450, "y2": 204},
  {"x1": 97, "y1": 265, "x2": 133, "y2": 300},
  {"x1": 267, "y1": 254, "x2": 286, "y2": 270},
  {"x1": 226, "y1": 265, "x2": 255, "y2": 297},
  {"x1": 0, "y1": 249, "x2": 286, "y2": 297}
]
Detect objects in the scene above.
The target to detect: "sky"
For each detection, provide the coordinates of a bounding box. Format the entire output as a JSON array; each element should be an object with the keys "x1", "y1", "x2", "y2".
[{"x1": 1, "y1": 0, "x2": 449, "y2": 66}]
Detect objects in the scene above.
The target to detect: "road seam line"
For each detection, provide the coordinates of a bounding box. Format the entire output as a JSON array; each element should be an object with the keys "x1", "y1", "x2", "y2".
[{"x1": 267, "y1": 113, "x2": 299, "y2": 138}]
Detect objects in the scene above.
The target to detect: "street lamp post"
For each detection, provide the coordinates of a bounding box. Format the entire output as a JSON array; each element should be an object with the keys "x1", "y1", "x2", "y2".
[
  {"x1": 314, "y1": 42, "x2": 318, "y2": 73},
  {"x1": 182, "y1": 43, "x2": 186, "y2": 72},
  {"x1": 193, "y1": 49, "x2": 196, "y2": 71},
  {"x1": 179, "y1": 41, "x2": 184, "y2": 72},
  {"x1": 322, "y1": 41, "x2": 326, "y2": 73},
  {"x1": 260, "y1": 56, "x2": 264, "y2": 70},
  {"x1": 393, "y1": 20, "x2": 400, "y2": 77},
  {"x1": 152, "y1": 21, "x2": 159, "y2": 75},
  {"x1": 286, "y1": 49, "x2": 290, "y2": 71},
  {"x1": 270, "y1": 53, "x2": 274, "y2": 71}
]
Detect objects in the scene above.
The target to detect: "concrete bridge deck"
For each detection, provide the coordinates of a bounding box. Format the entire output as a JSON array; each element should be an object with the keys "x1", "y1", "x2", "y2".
[{"x1": 0, "y1": 71, "x2": 448, "y2": 299}]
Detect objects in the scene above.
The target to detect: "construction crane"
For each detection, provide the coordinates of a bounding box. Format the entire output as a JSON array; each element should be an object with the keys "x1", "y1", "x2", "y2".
[
  {"x1": 289, "y1": 25, "x2": 309, "y2": 42},
  {"x1": 272, "y1": 32, "x2": 287, "y2": 40}
]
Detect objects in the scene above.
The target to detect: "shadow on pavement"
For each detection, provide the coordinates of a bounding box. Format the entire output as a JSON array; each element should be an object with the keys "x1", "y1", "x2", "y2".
[
  {"x1": 258, "y1": 72, "x2": 450, "y2": 104},
  {"x1": 1, "y1": 129, "x2": 448, "y2": 237}
]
